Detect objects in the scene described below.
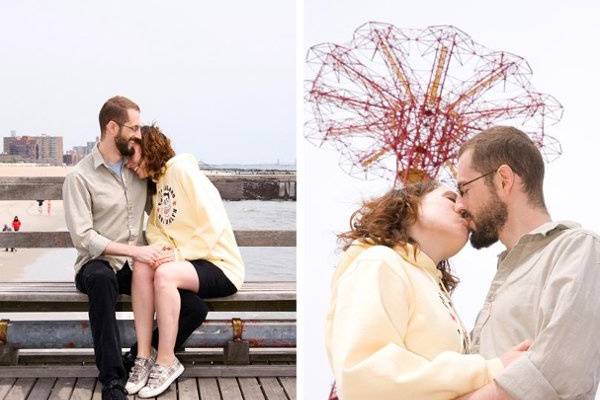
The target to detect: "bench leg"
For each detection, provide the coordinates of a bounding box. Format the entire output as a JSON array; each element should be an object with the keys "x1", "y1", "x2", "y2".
[
  {"x1": 0, "y1": 344, "x2": 18, "y2": 365},
  {"x1": 223, "y1": 340, "x2": 250, "y2": 365}
]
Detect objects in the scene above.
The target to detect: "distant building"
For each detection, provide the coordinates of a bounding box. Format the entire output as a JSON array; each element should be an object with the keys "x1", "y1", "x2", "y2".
[
  {"x1": 4, "y1": 134, "x2": 63, "y2": 165},
  {"x1": 64, "y1": 137, "x2": 98, "y2": 165}
]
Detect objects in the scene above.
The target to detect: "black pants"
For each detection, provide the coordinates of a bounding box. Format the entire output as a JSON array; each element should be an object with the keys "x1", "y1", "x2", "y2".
[{"x1": 75, "y1": 259, "x2": 209, "y2": 386}]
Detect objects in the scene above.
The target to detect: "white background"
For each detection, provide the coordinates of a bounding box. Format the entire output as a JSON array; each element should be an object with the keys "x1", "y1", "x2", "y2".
[{"x1": 301, "y1": 0, "x2": 600, "y2": 399}]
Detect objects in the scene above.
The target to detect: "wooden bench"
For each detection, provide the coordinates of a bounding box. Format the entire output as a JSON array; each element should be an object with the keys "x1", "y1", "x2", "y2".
[
  {"x1": 0, "y1": 281, "x2": 295, "y2": 312},
  {"x1": 0, "y1": 175, "x2": 296, "y2": 377}
]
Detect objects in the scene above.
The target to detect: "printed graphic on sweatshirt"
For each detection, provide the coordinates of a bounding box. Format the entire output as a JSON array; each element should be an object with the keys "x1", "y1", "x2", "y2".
[{"x1": 157, "y1": 185, "x2": 178, "y2": 225}]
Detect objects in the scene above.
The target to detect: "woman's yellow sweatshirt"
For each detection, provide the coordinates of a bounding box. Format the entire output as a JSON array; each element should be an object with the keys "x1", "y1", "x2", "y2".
[
  {"x1": 325, "y1": 241, "x2": 503, "y2": 400},
  {"x1": 146, "y1": 154, "x2": 244, "y2": 289}
]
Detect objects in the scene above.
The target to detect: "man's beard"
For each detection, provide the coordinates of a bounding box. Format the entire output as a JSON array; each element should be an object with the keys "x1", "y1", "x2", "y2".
[
  {"x1": 115, "y1": 128, "x2": 134, "y2": 157},
  {"x1": 469, "y1": 191, "x2": 508, "y2": 249}
]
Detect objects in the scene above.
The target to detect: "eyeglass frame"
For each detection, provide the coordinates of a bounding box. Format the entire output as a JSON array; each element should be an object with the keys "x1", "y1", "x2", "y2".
[
  {"x1": 457, "y1": 169, "x2": 497, "y2": 197},
  {"x1": 116, "y1": 123, "x2": 141, "y2": 133}
]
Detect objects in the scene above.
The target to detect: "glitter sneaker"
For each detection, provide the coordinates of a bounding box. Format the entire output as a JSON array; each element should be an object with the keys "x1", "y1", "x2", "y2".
[
  {"x1": 124, "y1": 348, "x2": 157, "y2": 395},
  {"x1": 137, "y1": 357, "x2": 184, "y2": 398}
]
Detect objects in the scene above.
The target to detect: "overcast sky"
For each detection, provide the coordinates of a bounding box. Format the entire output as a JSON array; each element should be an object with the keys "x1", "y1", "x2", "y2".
[
  {"x1": 303, "y1": 0, "x2": 600, "y2": 398},
  {"x1": 0, "y1": 1, "x2": 295, "y2": 165}
]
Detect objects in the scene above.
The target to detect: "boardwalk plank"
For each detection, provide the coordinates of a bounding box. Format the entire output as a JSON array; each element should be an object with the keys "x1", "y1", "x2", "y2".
[
  {"x1": 156, "y1": 382, "x2": 176, "y2": 400},
  {"x1": 278, "y1": 378, "x2": 295, "y2": 400},
  {"x1": 177, "y1": 378, "x2": 198, "y2": 400},
  {"x1": 90, "y1": 382, "x2": 101, "y2": 400},
  {"x1": 238, "y1": 378, "x2": 264, "y2": 400},
  {"x1": 258, "y1": 378, "x2": 286, "y2": 400},
  {"x1": 4, "y1": 378, "x2": 35, "y2": 400},
  {"x1": 197, "y1": 378, "x2": 220, "y2": 400},
  {"x1": 70, "y1": 378, "x2": 96, "y2": 400},
  {"x1": 27, "y1": 378, "x2": 55, "y2": 400},
  {"x1": 47, "y1": 378, "x2": 76, "y2": 400},
  {"x1": 0, "y1": 378, "x2": 16, "y2": 400},
  {"x1": 217, "y1": 379, "x2": 241, "y2": 400}
]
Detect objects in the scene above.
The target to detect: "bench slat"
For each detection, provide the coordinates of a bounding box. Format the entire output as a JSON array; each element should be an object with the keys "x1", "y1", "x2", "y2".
[
  {"x1": 0, "y1": 281, "x2": 296, "y2": 312},
  {"x1": 4, "y1": 319, "x2": 296, "y2": 349}
]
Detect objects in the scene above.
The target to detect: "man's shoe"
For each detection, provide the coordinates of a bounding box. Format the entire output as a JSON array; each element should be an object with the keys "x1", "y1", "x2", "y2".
[
  {"x1": 125, "y1": 348, "x2": 157, "y2": 395},
  {"x1": 122, "y1": 350, "x2": 136, "y2": 375},
  {"x1": 137, "y1": 357, "x2": 184, "y2": 398},
  {"x1": 101, "y1": 381, "x2": 127, "y2": 400}
]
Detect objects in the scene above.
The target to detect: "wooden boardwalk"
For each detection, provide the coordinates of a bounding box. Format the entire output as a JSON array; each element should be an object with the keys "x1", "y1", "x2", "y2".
[{"x1": 0, "y1": 376, "x2": 296, "y2": 400}]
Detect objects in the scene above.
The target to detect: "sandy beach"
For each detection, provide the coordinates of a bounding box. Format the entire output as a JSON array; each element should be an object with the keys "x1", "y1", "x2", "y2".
[
  {"x1": 0, "y1": 199, "x2": 73, "y2": 281},
  {"x1": 0, "y1": 164, "x2": 296, "y2": 282}
]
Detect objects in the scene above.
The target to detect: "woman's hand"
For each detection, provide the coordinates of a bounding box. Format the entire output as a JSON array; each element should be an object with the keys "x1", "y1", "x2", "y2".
[
  {"x1": 153, "y1": 247, "x2": 176, "y2": 268},
  {"x1": 132, "y1": 244, "x2": 163, "y2": 265}
]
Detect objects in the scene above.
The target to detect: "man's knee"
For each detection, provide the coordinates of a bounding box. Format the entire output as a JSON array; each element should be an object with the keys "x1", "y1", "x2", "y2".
[{"x1": 82, "y1": 262, "x2": 118, "y2": 295}]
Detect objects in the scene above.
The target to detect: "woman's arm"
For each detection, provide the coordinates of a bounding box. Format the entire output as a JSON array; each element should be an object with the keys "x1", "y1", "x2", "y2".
[{"x1": 327, "y1": 257, "x2": 503, "y2": 400}]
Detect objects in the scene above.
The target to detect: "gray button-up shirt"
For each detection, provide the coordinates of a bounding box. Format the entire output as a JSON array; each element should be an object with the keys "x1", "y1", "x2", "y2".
[
  {"x1": 62, "y1": 144, "x2": 147, "y2": 275},
  {"x1": 470, "y1": 221, "x2": 600, "y2": 400}
]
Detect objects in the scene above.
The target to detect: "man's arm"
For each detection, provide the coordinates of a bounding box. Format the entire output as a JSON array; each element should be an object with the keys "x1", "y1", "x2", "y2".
[
  {"x1": 455, "y1": 382, "x2": 513, "y2": 400},
  {"x1": 62, "y1": 172, "x2": 162, "y2": 264},
  {"x1": 494, "y1": 232, "x2": 600, "y2": 400}
]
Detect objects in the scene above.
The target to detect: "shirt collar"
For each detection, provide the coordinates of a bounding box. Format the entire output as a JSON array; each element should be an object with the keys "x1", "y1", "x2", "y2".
[
  {"x1": 92, "y1": 143, "x2": 129, "y2": 171},
  {"x1": 497, "y1": 220, "x2": 580, "y2": 259},
  {"x1": 394, "y1": 243, "x2": 442, "y2": 280},
  {"x1": 92, "y1": 143, "x2": 110, "y2": 170}
]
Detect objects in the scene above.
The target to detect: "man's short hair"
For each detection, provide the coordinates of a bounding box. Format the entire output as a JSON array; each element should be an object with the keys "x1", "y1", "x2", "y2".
[
  {"x1": 98, "y1": 96, "x2": 140, "y2": 139},
  {"x1": 458, "y1": 126, "x2": 546, "y2": 208}
]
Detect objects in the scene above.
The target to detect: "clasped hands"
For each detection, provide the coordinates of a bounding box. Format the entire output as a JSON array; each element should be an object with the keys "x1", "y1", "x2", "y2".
[{"x1": 133, "y1": 244, "x2": 175, "y2": 268}]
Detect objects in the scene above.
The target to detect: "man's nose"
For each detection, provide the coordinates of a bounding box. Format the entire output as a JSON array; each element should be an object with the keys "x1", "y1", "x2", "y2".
[{"x1": 454, "y1": 196, "x2": 466, "y2": 216}]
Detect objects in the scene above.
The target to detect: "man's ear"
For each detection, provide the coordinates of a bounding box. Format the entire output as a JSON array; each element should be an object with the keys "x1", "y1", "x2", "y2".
[
  {"x1": 106, "y1": 120, "x2": 118, "y2": 136},
  {"x1": 496, "y1": 164, "x2": 515, "y2": 196}
]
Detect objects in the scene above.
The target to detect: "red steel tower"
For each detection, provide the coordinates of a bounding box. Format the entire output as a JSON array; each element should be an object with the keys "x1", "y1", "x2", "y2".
[{"x1": 306, "y1": 22, "x2": 563, "y2": 184}]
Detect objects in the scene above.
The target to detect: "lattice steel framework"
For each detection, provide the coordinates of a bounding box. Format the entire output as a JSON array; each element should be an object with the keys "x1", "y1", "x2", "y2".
[{"x1": 306, "y1": 22, "x2": 563, "y2": 184}]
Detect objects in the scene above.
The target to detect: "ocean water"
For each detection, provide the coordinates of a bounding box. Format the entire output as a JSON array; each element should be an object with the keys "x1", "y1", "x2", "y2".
[{"x1": 1, "y1": 200, "x2": 295, "y2": 282}]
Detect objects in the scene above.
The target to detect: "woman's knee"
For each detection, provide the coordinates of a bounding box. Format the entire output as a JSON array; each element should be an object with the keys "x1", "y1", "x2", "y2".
[
  {"x1": 153, "y1": 264, "x2": 176, "y2": 291},
  {"x1": 133, "y1": 261, "x2": 155, "y2": 281}
]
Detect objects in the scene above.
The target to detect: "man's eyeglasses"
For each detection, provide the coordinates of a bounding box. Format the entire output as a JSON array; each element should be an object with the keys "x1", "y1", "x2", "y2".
[
  {"x1": 117, "y1": 123, "x2": 141, "y2": 133},
  {"x1": 457, "y1": 170, "x2": 496, "y2": 197}
]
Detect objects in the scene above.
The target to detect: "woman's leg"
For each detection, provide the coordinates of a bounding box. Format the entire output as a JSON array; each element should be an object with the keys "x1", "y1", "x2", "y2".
[
  {"x1": 132, "y1": 261, "x2": 156, "y2": 359},
  {"x1": 153, "y1": 261, "x2": 199, "y2": 365}
]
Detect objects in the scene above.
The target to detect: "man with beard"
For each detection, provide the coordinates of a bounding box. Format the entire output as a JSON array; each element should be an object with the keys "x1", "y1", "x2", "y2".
[
  {"x1": 63, "y1": 96, "x2": 208, "y2": 400},
  {"x1": 453, "y1": 126, "x2": 600, "y2": 400}
]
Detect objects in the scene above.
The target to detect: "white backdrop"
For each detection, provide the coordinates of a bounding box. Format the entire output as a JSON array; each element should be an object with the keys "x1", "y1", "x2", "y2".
[{"x1": 301, "y1": 0, "x2": 600, "y2": 399}]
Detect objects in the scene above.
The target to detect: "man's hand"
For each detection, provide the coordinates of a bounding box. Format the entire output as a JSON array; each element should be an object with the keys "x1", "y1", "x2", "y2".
[
  {"x1": 132, "y1": 244, "x2": 163, "y2": 265},
  {"x1": 500, "y1": 340, "x2": 532, "y2": 367}
]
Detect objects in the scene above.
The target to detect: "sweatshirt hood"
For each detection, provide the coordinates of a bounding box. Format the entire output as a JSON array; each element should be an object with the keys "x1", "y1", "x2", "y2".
[
  {"x1": 331, "y1": 240, "x2": 442, "y2": 290},
  {"x1": 166, "y1": 153, "x2": 198, "y2": 169}
]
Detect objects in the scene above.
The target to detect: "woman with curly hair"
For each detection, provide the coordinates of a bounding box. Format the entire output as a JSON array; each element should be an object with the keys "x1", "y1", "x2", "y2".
[
  {"x1": 325, "y1": 182, "x2": 529, "y2": 400},
  {"x1": 123, "y1": 124, "x2": 244, "y2": 398}
]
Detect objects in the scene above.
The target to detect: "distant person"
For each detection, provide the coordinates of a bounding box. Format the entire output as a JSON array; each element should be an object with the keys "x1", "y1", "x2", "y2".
[
  {"x1": 2, "y1": 224, "x2": 14, "y2": 252},
  {"x1": 453, "y1": 126, "x2": 600, "y2": 399},
  {"x1": 123, "y1": 124, "x2": 244, "y2": 398},
  {"x1": 11, "y1": 216, "x2": 21, "y2": 232},
  {"x1": 63, "y1": 96, "x2": 210, "y2": 400}
]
